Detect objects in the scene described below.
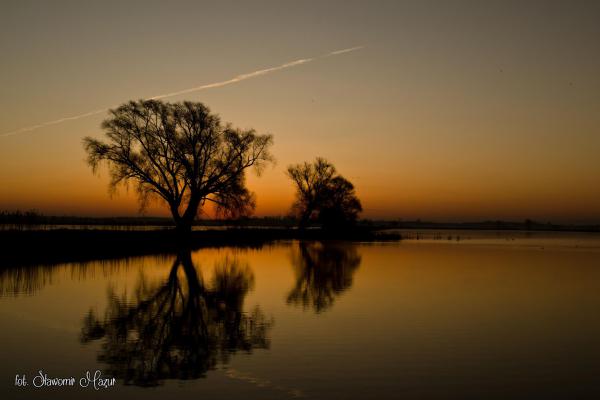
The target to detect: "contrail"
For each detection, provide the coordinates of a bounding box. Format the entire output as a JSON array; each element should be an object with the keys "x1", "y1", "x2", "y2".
[
  {"x1": 1, "y1": 45, "x2": 364, "y2": 138},
  {"x1": 328, "y1": 46, "x2": 364, "y2": 56},
  {"x1": 150, "y1": 58, "x2": 313, "y2": 100},
  {"x1": 0, "y1": 109, "x2": 109, "y2": 138}
]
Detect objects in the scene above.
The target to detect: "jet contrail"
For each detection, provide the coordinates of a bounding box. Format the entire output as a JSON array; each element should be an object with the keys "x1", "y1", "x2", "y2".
[
  {"x1": 1, "y1": 45, "x2": 364, "y2": 138},
  {"x1": 150, "y1": 58, "x2": 314, "y2": 100},
  {"x1": 328, "y1": 46, "x2": 364, "y2": 56}
]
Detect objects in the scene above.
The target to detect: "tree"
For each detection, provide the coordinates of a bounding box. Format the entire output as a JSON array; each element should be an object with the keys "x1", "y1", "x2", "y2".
[
  {"x1": 318, "y1": 176, "x2": 362, "y2": 229},
  {"x1": 83, "y1": 100, "x2": 273, "y2": 234},
  {"x1": 286, "y1": 157, "x2": 362, "y2": 229}
]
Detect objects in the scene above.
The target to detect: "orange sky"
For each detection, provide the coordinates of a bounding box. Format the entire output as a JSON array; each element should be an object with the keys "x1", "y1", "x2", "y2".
[{"x1": 1, "y1": 1, "x2": 599, "y2": 223}]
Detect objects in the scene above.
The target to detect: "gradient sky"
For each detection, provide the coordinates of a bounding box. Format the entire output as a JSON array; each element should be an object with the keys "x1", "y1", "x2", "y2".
[{"x1": 1, "y1": 0, "x2": 599, "y2": 222}]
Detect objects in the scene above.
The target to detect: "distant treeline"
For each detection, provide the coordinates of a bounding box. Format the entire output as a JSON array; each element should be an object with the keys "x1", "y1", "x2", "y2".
[
  {"x1": 1, "y1": 210, "x2": 598, "y2": 232},
  {"x1": 0, "y1": 210, "x2": 297, "y2": 228},
  {"x1": 0, "y1": 210, "x2": 174, "y2": 226},
  {"x1": 360, "y1": 218, "x2": 600, "y2": 233}
]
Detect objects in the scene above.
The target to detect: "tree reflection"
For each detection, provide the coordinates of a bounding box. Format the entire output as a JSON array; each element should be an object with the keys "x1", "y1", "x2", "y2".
[
  {"x1": 287, "y1": 242, "x2": 361, "y2": 313},
  {"x1": 80, "y1": 250, "x2": 272, "y2": 386}
]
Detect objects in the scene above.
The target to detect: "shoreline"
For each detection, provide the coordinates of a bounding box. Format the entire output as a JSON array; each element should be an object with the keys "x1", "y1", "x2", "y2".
[
  {"x1": 1, "y1": 219, "x2": 598, "y2": 233},
  {"x1": 0, "y1": 228, "x2": 399, "y2": 267}
]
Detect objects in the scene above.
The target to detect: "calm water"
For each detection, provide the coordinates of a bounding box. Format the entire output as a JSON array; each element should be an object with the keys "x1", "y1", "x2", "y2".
[{"x1": 1, "y1": 232, "x2": 600, "y2": 399}]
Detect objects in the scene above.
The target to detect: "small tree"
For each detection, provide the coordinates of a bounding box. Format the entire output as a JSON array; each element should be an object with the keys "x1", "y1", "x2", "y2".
[
  {"x1": 287, "y1": 157, "x2": 362, "y2": 229},
  {"x1": 84, "y1": 100, "x2": 273, "y2": 234},
  {"x1": 318, "y1": 176, "x2": 362, "y2": 229}
]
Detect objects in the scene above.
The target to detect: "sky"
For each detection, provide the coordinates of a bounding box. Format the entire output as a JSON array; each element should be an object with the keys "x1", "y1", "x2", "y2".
[{"x1": 0, "y1": 0, "x2": 599, "y2": 223}]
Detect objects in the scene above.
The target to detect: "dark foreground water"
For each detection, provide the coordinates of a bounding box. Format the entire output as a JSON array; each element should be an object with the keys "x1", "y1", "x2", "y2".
[{"x1": 1, "y1": 232, "x2": 600, "y2": 399}]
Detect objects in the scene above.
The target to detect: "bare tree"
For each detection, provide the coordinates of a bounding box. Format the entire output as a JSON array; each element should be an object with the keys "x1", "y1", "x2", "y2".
[
  {"x1": 84, "y1": 100, "x2": 273, "y2": 233},
  {"x1": 287, "y1": 157, "x2": 362, "y2": 229},
  {"x1": 286, "y1": 157, "x2": 336, "y2": 228}
]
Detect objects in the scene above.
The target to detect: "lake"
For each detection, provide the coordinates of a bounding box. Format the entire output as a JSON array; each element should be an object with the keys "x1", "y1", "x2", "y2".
[{"x1": 1, "y1": 231, "x2": 600, "y2": 399}]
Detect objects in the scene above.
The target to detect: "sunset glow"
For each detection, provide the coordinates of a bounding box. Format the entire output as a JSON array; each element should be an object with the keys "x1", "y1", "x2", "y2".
[{"x1": 1, "y1": 1, "x2": 599, "y2": 223}]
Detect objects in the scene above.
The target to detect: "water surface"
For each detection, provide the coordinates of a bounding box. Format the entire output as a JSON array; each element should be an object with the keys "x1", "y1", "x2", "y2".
[{"x1": 1, "y1": 233, "x2": 600, "y2": 399}]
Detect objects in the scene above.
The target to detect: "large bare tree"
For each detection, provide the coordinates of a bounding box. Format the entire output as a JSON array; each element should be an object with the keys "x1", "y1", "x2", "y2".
[{"x1": 84, "y1": 100, "x2": 273, "y2": 233}]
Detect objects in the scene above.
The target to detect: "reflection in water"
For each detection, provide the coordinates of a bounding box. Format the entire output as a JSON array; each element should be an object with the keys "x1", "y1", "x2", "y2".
[
  {"x1": 0, "y1": 257, "x2": 167, "y2": 297},
  {"x1": 287, "y1": 242, "x2": 361, "y2": 312},
  {"x1": 2, "y1": 239, "x2": 600, "y2": 398},
  {"x1": 0, "y1": 265, "x2": 55, "y2": 296},
  {"x1": 80, "y1": 251, "x2": 273, "y2": 387}
]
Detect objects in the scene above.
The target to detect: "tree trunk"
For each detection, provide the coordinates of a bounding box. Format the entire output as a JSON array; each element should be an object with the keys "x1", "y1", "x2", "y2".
[
  {"x1": 299, "y1": 209, "x2": 312, "y2": 230},
  {"x1": 169, "y1": 202, "x2": 191, "y2": 237},
  {"x1": 176, "y1": 192, "x2": 202, "y2": 236}
]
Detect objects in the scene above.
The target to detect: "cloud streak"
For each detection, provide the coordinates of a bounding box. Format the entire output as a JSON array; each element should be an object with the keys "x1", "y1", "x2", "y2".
[{"x1": 1, "y1": 45, "x2": 364, "y2": 138}]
